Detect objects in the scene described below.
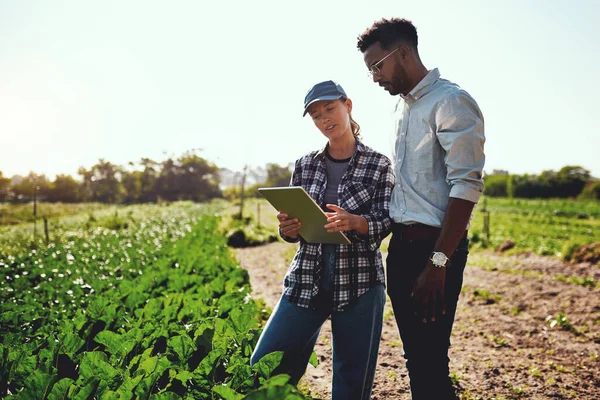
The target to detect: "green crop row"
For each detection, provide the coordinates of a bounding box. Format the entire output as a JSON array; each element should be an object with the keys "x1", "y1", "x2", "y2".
[
  {"x1": 0, "y1": 202, "x2": 113, "y2": 226},
  {"x1": 0, "y1": 203, "x2": 306, "y2": 399},
  {"x1": 469, "y1": 197, "x2": 600, "y2": 258}
]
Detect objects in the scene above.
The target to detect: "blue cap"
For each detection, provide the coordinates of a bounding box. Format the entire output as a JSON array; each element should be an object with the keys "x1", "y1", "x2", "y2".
[{"x1": 303, "y1": 80, "x2": 348, "y2": 116}]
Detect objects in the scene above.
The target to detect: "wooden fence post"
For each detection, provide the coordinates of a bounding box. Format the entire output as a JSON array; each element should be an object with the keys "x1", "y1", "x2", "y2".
[
  {"x1": 44, "y1": 217, "x2": 49, "y2": 244},
  {"x1": 482, "y1": 198, "x2": 490, "y2": 246},
  {"x1": 257, "y1": 202, "x2": 261, "y2": 227},
  {"x1": 33, "y1": 185, "x2": 38, "y2": 240}
]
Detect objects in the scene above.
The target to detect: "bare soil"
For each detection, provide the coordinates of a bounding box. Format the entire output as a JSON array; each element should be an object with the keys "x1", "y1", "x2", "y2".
[{"x1": 236, "y1": 243, "x2": 600, "y2": 399}]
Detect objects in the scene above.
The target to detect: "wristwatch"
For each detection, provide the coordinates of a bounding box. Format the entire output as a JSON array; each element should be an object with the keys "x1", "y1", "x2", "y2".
[{"x1": 430, "y1": 252, "x2": 449, "y2": 268}]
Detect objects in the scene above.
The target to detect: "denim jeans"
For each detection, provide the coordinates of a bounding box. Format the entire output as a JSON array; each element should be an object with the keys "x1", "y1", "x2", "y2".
[
  {"x1": 250, "y1": 251, "x2": 385, "y2": 400},
  {"x1": 386, "y1": 236, "x2": 469, "y2": 400}
]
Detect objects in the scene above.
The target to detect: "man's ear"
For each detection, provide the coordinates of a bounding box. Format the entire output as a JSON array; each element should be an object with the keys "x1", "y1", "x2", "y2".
[{"x1": 400, "y1": 44, "x2": 410, "y2": 60}]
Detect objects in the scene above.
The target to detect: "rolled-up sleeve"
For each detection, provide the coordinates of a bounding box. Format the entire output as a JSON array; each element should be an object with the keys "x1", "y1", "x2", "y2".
[
  {"x1": 346, "y1": 157, "x2": 395, "y2": 251},
  {"x1": 435, "y1": 92, "x2": 485, "y2": 204}
]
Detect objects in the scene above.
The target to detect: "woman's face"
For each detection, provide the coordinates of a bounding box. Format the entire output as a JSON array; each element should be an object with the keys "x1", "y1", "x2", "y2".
[{"x1": 307, "y1": 98, "x2": 353, "y2": 140}]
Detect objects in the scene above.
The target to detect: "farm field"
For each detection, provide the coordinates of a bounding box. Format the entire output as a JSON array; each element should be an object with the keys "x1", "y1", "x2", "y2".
[
  {"x1": 0, "y1": 202, "x2": 113, "y2": 227},
  {"x1": 467, "y1": 197, "x2": 600, "y2": 259},
  {"x1": 1, "y1": 197, "x2": 599, "y2": 399},
  {"x1": 0, "y1": 202, "x2": 309, "y2": 399},
  {"x1": 237, "y1": 197, "x2": 600, "y2": 399}
]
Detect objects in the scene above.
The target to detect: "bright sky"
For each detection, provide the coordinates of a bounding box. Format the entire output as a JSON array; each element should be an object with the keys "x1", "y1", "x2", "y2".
[{"x1": 1, "y1": 0, "x2": 599, "y2": 180}]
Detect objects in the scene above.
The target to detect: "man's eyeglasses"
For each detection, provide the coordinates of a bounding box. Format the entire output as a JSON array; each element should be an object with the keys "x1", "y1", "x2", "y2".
[{"x1": 368, "y1": 47, "x2": 400, "y2": 78}]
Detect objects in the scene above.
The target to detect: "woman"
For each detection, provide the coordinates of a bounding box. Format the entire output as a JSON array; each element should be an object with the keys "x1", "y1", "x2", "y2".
[{"x1": 250, "y1": 80, "x2": 394, "y2": 400}]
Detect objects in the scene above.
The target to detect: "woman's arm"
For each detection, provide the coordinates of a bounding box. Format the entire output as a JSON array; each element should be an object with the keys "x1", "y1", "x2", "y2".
[
  {"x1": 325, "y1": 157, "x2": 395, "y2": 249},
  {"x1": 278, "y1": 159, "x2": 302, "y2": 243}
]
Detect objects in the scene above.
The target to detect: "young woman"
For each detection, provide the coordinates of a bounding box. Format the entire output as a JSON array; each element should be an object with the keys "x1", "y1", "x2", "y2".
[{"x1": 250, "y1": 80, "x2": 394, "y2": 400}]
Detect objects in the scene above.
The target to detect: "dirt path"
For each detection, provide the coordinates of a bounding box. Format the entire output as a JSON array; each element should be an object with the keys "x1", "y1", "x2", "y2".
[{"x1": 236, "y1": 243, "x2": 600, "y2": 399}]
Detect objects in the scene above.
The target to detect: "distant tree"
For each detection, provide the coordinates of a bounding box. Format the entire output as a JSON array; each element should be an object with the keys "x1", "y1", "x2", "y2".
[
  {"x1": 94, "y1": 160, "x2": 123, "y2": 203},
  {"x1": 177, "y1": 152, "x2": 222, "y2": 201},
  {"x1": 483, "y1": 174, "x2": 509, "y2": 197},
  {"x1": 579, "y1": 180, "x2": 600, "y2": 200},
  {"x1": 244, "y1": 183, "x2": 263, "y2": 198},
  {"x1": 151, "y1": 152, "x2": 222, "y2": 202},
  {"x1": 11, "y1": 172, "x2": 51, "y2": 201},
  {"x1": 511, "y1": 174, "x2": 547, "y2": 198},
  {"x1": 77, "y1": 167, "x2": 94, "y2": 202},
  {"x1": 558, "y1": 165, "x2": 591, "y2": 180},
  {"x1": 555, "y1": 165, "x2": 590, "y2": 197},
  {"x1": 155, "y1": 158, "x2": 180, "y2": 201},
  {"x1": 506, "y1": 174, "x2": 515, "y2": 198},
  {"x1": 139, "y1": 158, "x2": 160, "y2": 202},
  {"x1": 509, "y1": 166, "x2": 591, "y2": 198},
  {"x1": 121, "y1": 167, "x2": 143, "y2": 203},
  {"x1": 265, "y1": 163, "x2": 292, "y2": 187},
  {"x1": 78, "y1": 160, "x2": 123, "y2": 203},
  {"x1": 48, "y1": 175, "x2": 80, "y2": 202},
  {"x1": 537, "y1": 170, "x2": 559, "y2": 198},
  {"x1": 0, "y1": 171, "x2": 10, "y2": 201}
]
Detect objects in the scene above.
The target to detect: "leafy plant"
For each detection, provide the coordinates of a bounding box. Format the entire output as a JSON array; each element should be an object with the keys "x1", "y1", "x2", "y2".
[
  {"x1": 546, "y1": 312, "x2": 579, "y2": 335},
  {"x1": 0, "y1": 203, "x2": 299, "y2": 398},
  {"x1": 473, "y1": 289, "x2": 502, "y2": 304}
]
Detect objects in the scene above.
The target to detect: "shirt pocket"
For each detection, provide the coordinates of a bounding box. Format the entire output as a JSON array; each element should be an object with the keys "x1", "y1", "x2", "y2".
[
  {"x1": 407, "y1": 111, "x2": 438, "y2": 166},
  {"x1": 340, "y1": 181, "x2": 375, "y2": 214}
]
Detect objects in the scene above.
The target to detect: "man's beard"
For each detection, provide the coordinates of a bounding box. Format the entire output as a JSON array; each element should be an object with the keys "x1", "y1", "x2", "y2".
[{"x1": 389, "y1": 64, "x2": 410, "y2": 96}]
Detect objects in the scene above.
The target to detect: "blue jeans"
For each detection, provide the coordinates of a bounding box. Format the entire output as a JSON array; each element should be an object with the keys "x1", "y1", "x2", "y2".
[{"x1": 250, "y1": 252, "x2": 385, "y2": 400}]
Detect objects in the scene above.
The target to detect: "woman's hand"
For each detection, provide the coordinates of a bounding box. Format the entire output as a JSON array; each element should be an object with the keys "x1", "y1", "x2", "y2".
[
  {"x1": 277, "y1": 212, "x2": 302, "y2": 238},
  {"x1": 324, "y1": 204, "x2": 368, "y2": 234}
]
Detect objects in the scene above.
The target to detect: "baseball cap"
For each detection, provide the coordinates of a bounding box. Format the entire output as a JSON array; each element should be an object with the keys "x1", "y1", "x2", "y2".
[{"x1": 303, "y1": 80, "x2": 348, "y2": 116}]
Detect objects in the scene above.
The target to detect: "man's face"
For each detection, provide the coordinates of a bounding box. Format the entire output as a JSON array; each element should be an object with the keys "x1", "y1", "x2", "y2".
[{"x1": 363, "y1": 42, "x2": 410, "y2": 96}]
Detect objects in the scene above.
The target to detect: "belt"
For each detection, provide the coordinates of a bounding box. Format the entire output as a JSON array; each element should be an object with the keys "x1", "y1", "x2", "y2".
[{"x1": 391, "y1": 223, "x2": 468, "y2": 241}]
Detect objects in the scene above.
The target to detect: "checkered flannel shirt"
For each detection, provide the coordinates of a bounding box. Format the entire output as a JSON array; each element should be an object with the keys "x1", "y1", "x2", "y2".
[{"x1": 280, "y1": 140, "x2": 395, "y2": 310}]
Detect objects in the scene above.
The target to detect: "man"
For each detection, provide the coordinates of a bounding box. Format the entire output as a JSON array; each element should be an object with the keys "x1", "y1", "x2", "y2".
[{"x1": 357, "y1": 18, "x2": 485, "y2": 399}]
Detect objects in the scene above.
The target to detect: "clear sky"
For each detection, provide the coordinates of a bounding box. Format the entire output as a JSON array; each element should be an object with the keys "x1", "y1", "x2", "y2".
[{"x1": 1, "y1": 0, "x2": 599, "y2": 179}]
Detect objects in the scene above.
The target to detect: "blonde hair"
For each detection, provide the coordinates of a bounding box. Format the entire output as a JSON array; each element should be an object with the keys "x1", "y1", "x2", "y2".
[
  {"x1": 340, "y1": 98, "x2": 361, "y2": 138},
  {"x1": 350, "y1": 115, "x2": 361, "y2": 138}
]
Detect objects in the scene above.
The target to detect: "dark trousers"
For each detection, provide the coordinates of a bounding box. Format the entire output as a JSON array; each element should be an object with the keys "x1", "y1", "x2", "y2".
[{"x1": 386, "y1": 234, "x2": 469, "y2": 400}]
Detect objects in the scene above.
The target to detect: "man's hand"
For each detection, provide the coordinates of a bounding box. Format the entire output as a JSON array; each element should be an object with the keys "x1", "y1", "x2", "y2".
[
  {"x1": 277, "y1": 212, "x2": 301, "y2": 238},
  {"x1": 411, "y1": 260, "x2": 446, "y2": 323},
  {"x1": 324, "y1": 204, "x2": 369, "y2": 234},
  {"x1": 411, "y1": 197, "x2": 475, "y2": 323}
]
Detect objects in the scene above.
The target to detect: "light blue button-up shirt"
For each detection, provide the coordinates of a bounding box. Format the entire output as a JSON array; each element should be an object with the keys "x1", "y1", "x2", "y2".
[{"x1": 390, "y1": 68, "x2": 485, "y2": 227}]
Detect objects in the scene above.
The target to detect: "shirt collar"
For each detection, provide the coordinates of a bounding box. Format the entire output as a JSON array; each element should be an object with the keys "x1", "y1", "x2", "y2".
[{"x1": 400, "y1": 68, "x2": 440, "y2": 105}]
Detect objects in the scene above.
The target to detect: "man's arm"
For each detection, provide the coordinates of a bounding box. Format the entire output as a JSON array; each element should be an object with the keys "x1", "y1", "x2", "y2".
[
  {"x1": 412, "y1": 91, "x2": 485, "y2": 323},
  {"x1": 433, "y1": 197, "x2": 474, "y2": 258}
]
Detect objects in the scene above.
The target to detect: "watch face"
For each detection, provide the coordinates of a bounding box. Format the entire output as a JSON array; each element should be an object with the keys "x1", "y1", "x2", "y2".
[{"x1": 432, "y1": 252, "x2": 448, "y2": 265}]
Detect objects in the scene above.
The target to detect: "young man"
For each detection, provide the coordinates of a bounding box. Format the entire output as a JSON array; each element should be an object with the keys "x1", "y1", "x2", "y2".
[{"x1": 357, "y1": 18, "x2": 486, "y2": 400}]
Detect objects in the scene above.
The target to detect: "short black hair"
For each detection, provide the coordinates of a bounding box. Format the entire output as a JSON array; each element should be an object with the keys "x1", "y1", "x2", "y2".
[{"x1": 357, "y1": 18, "x2": 418, "y2": 52}]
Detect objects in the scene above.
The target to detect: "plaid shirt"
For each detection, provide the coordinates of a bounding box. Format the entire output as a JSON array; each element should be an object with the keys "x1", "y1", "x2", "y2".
[{"x1": 281, "y1": 140, "x2": 395, "y2": 310}]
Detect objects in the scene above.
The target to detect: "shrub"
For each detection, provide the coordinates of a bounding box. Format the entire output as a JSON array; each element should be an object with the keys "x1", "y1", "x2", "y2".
[
  {"x1": 225, "y1": 214, "x2": 278, "y2": 248},
  {"x1": 483, "y1": 174, "x2": 509, "y2": 197},
  {"x1": 579, "y1": 181, "x2": 600, "y2": 200}
]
